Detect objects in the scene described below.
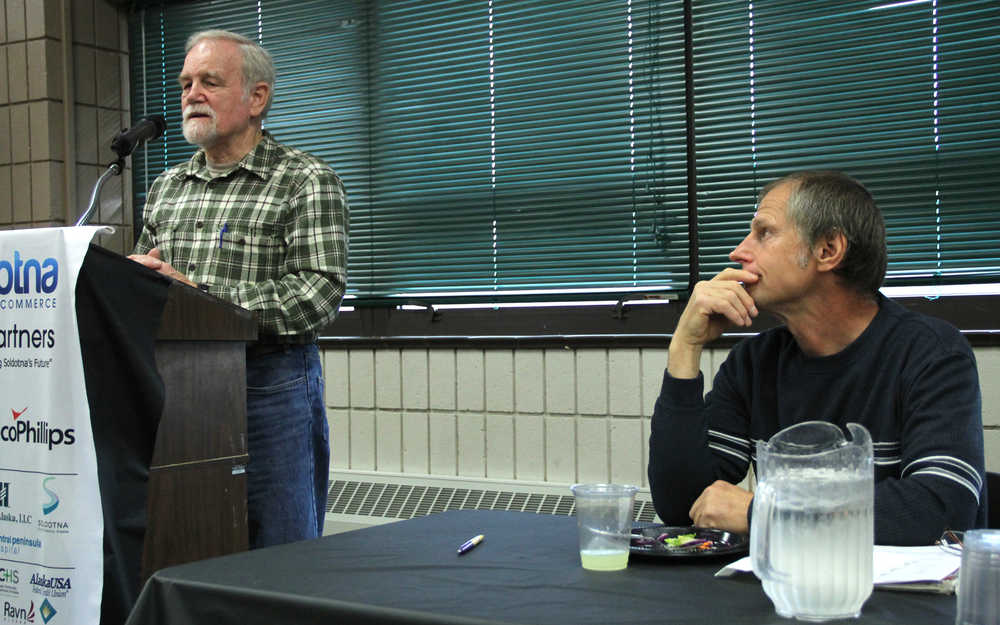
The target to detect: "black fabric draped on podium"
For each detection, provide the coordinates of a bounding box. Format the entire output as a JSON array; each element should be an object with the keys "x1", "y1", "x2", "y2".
[
  {"x1": 75, "y1": 244, "x2": 170, "y2": 625},
  {"x1": 75, "y1": 243, "x2": 255, "y2": 624}
]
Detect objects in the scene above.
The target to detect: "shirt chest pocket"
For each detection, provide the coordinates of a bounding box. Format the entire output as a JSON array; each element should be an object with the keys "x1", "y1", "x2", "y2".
[
  {"x1": 215, "y1": 222, "x2": 285, "y2": 277},
  {"x1": 208, "y1": 194, "x2": 290, "y2": 275},
  {"x1": 153, "y1": 220, "x2": 284, "y2": 283}
]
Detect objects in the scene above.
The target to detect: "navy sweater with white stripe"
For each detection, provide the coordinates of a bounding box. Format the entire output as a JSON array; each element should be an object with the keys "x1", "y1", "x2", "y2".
[{"x1": 648, "y1": 294, "x2": 987, "y2": 545}]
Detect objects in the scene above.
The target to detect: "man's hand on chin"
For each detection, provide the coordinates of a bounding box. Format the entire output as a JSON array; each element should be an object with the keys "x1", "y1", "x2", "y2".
[
  {"x1": 127, "y1": 247, "x2": 196, "y2": 287},
  {"x1": 667, "y1": 268, "x2": 759, "y2": 379},
  {"x1": 688, "y1": 480, "x2": 754, "y2": 534}
]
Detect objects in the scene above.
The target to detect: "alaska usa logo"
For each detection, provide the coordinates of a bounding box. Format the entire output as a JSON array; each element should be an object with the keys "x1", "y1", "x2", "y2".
[
  {"x1": 0, "y1": 252, "x2": 58, "y2": 294},
  {"x1": 41, "y1": 478, "x2": 58, "y2": 516},
  {"x1": 29, "y1": 574, "x2": 71, "y2": 599}
]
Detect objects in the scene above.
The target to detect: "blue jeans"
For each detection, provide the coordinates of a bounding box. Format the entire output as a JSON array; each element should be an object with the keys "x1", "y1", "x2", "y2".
[{"x1": 245, "y1": 343, "x2": 329, "y2": 549}]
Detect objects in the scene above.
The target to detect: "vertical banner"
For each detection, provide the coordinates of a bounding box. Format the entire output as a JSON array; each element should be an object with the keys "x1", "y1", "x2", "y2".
[{"x1": 0, "y1": 227, "x2": 108, "y2": 625}]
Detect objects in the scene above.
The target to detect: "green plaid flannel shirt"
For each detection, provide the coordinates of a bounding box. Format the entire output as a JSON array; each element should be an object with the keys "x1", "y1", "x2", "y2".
[{"x1": 134, "y1": 132, "x2": 348, "y2": 340}]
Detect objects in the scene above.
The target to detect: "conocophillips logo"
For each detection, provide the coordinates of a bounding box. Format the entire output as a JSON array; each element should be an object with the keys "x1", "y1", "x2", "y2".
[
  {"x1": 0, "y1": 252, "x2": 58, "y2": 294},
  {"x1": 0, "y1": 409, "x2": 76, "y2": 451}
]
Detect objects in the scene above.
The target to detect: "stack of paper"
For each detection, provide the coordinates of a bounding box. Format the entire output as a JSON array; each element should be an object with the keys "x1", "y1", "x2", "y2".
[
  {"x1": 715, "y1": 545, "x2": 961, "y2": 594},
  {"x1": 871, "y1": 545, "x2": 960, "y2": 594}
]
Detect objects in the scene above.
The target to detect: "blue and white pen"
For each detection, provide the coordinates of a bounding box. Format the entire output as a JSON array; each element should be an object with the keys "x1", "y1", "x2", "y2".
[{"x1": 457, "y1": 534, "x2": 484, "y2": 555}]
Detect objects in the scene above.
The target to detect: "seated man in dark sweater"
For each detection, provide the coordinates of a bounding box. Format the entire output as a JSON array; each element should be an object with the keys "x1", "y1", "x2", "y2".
[{"x1": 647, "y1": 170, "x2": 987, "y2": 546}]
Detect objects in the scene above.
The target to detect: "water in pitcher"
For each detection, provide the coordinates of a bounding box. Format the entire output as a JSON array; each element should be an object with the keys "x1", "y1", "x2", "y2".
[{"x1": 758, "y1": 470, "x2": 873, "y2": 621}]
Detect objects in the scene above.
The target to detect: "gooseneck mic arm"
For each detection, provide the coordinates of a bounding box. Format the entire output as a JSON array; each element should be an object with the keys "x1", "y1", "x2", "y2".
[
  {"x1": 75, "y1": 115, "x2": 167, "y2": 227},
  {"x1": 74, "y1": 162, "x2": 123, "y2": 227}
]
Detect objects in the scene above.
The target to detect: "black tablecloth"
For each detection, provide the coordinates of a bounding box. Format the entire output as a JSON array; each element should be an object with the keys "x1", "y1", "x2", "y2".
[{"x1": 126, "y1": 510, "x2": 955, "y2": 625}]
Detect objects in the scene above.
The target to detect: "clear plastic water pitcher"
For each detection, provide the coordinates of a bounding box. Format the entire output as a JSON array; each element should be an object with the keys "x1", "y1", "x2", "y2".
[{"x1": 750, "y1": 421, "x2": 874, "y2": 622}]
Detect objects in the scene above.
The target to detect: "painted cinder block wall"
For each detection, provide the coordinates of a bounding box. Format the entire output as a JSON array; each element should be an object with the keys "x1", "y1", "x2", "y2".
[{"x1": 323, "y1": 345, "x2": 1000, "y2": 486}]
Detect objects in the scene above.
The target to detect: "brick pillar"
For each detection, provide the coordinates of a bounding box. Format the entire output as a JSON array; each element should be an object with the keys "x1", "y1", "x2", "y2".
[{"x1": 0, "y1": 0, "x2": 132, "y2": 254}]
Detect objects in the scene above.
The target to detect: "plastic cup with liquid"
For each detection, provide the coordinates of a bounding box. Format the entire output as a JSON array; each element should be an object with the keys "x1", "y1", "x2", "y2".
[
  {"x1": 570, "y1": 483, "x2": 638, "y2": 571},
  {"x1": 956, "y1": 529, "x2": 1000, "y2": 625}
]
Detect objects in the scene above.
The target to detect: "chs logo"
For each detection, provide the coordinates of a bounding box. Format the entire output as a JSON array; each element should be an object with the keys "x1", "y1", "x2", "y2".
[
  {"x1": 0, "y1": 252, "x2": 58, "y2": 295},
  {"x1": 0, "y1": 567, "x2": 18, "y2": 584}
]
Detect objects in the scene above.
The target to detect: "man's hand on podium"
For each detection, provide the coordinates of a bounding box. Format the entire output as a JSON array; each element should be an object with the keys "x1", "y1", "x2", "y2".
[{"x1": 127, "y1": 247, "x2": 197, "y2": 287}]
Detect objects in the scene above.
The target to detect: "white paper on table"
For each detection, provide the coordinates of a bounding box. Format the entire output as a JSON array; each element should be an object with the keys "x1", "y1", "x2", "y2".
[
  {"x1": 871, "y1": 545, "x2": 960, "y2": 584},
  {"x1": 715, "y1": 545, "x2": 960, "y2": 586}
]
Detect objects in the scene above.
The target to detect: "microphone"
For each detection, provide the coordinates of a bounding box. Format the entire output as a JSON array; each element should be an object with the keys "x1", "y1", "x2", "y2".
[{"x1": 111, "y1": 115, "x2": 166, "y2": 158}]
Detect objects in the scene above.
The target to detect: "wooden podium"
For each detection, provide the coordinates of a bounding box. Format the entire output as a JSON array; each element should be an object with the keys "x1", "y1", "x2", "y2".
[
  {"x1": 74, "y1": 245, "x2": 257, "y2": 624},
  {"x1": 141, "y1": 275, "x2": 258, "y2": 580}
]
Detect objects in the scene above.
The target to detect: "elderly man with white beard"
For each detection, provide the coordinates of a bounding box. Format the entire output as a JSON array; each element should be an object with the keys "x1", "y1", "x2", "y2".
[{"x1": 128, "y1": 29, "x2": 348, "y2": 549}]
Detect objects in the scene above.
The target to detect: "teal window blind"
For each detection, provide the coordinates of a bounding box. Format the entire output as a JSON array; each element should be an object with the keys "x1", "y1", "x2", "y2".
[
  {"x1": 692, "y1": 0, "x2": 1000, "y2": 284},
  {"x1": 129, "y1": 0, "x2": 1000, "y2": 305},
  {"x1": 129, "y1": 0, "x2": 688, "y2": 304}
]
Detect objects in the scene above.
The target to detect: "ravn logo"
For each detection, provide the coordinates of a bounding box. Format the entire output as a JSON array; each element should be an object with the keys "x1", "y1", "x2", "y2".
[
  {"x1": 2, "y1": 599, "x2": 35, "y2": 623},
  {"x1": 41, "y1": 478, "x2": 58, "y2": 516},
  {"x1": 0, "y1": 252, "x2": 58, "y2": 295}
]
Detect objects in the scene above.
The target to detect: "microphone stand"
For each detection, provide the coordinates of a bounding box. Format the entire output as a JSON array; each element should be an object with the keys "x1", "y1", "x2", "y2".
[{"x1": 74, "y1": 157, "x2": 125, "y2": 227}]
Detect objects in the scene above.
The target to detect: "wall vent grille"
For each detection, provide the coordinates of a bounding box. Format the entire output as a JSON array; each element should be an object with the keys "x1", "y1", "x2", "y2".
[{"x1": 326, "y1": 479, "x2": 659, "y2": 523}]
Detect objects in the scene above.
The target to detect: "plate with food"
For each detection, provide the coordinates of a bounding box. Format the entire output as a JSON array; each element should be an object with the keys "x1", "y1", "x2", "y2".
[{"x1": 629, "y1": 525, "x2": 748, "y2": 559}]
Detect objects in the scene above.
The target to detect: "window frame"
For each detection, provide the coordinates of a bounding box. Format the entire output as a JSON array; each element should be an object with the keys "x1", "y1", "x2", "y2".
[{"x1": 318, "y1": 293, "x2": 1000, "y2": 348}]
